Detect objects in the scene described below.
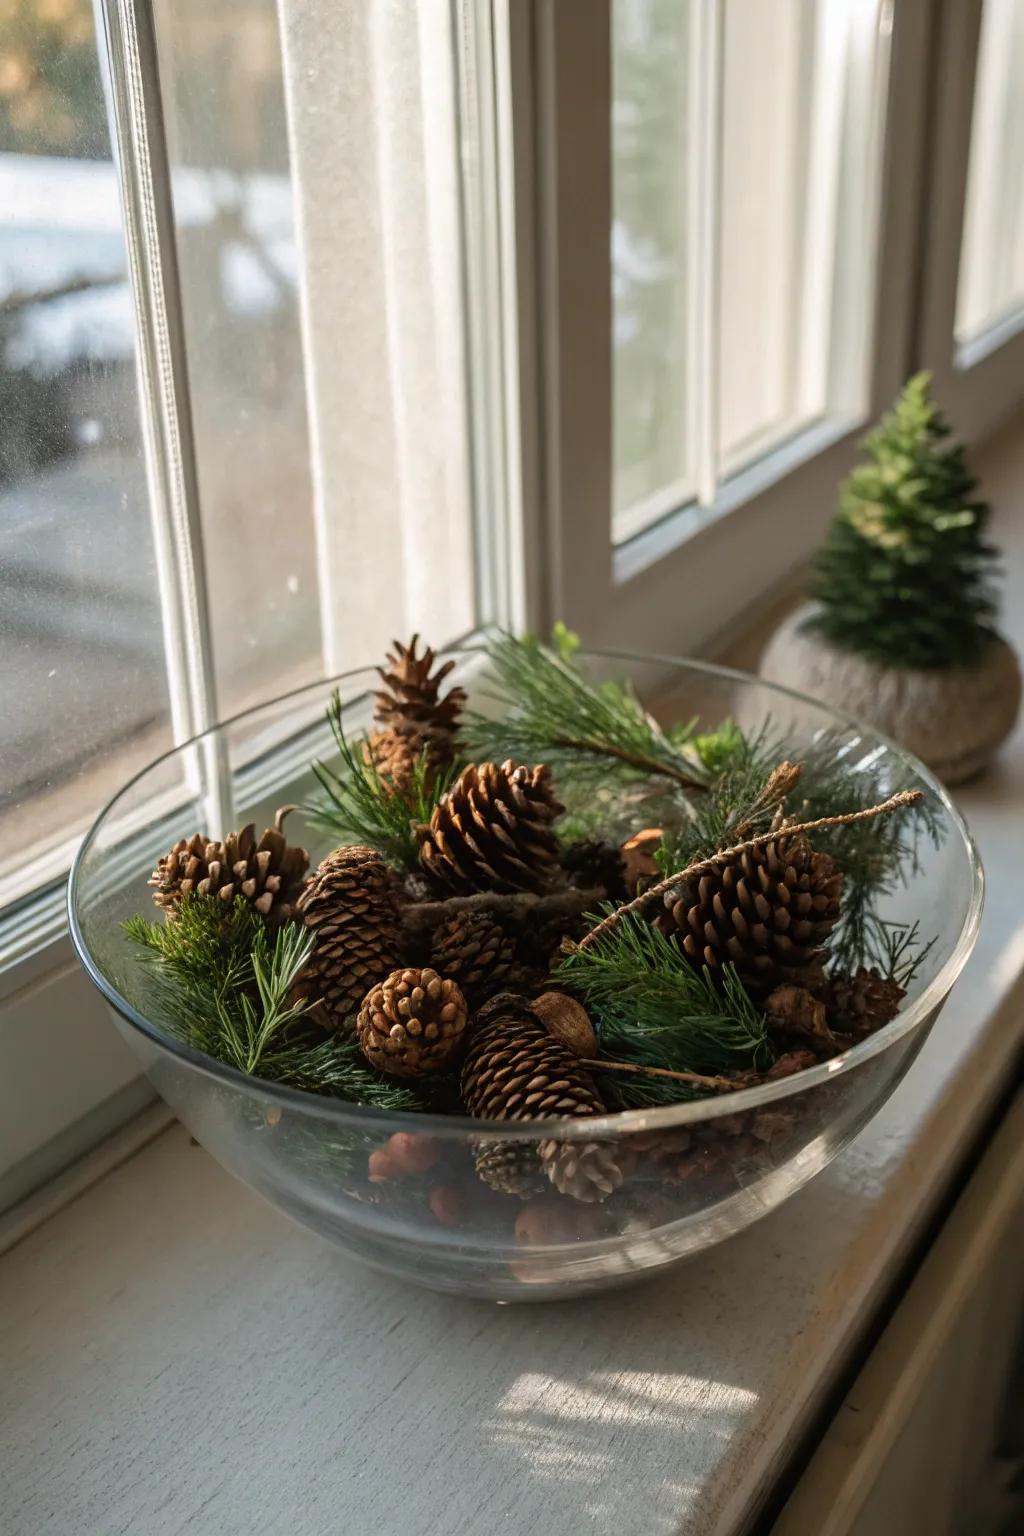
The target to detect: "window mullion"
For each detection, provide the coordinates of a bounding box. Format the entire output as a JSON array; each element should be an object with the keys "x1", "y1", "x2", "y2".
[
  {"x1": 95, "y1": 0, "x2": 229, "y2": 831},
  {"x1": 689, "y1": 0, "x2": 725, "y2": 511}
]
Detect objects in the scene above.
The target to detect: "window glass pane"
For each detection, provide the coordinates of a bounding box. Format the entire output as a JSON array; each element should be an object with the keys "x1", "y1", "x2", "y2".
[
  {"x1": 151, "y1": 0, "x2": 324, "y2": 716},
  {"x1": 0, "y1": 0, "x2": 172, "y2": 901},
  {"x1": 955, "y1": 0, "x2": 1024, "y2": 349},
  {"x1": 612, "y1": 1, "x2": 693, "y2": 521},
  {"x1": 612, "y1": 0, "x2": 887, "y2": 538}
]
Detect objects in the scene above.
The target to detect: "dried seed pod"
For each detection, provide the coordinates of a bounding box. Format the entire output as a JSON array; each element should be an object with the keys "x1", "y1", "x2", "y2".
[
  {"x1": 765, "y1": 984, "x2": 837, "y2": 1052},
  {"x1": 356, "y1": 967, "x2": 468, "y2": 1078},
  {"x1": 619, "y1": 827, "x2": 663, "y2": 894},
  {"x1": 529, "y1": 991, "x2": 598, "y2": 1059}
]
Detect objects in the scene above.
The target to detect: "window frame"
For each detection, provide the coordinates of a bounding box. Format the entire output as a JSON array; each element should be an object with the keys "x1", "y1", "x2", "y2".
[
  {"x1": 512, "y1": 0, "x2": 944, "y2": 655},
  {"x1": 918, "y1": 0, "x2": 1024, "y2": 441}
]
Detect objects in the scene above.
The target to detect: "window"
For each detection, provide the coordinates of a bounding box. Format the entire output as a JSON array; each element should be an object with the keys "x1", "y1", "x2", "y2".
[
  {"x1": 0, "y1": 0, "x2": 173, "y2": 905},
  {"x1": 4, "y1": 0, "x2": 1024, "y2": 1200},
  {"x1": 612, "y1": 0, "x2": 890, "y2": 541},
  {"x1": 956, "y1": 0, "x2": 1024, "y2": 357}
]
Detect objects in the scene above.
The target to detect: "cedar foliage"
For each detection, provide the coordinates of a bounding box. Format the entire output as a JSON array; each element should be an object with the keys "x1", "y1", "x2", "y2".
[{"x1": 805, "y1": 373, "x2": 1000, "y2": 669}]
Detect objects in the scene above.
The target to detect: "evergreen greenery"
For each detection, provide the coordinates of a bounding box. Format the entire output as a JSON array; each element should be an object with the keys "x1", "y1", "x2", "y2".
[
  {"x1": 462, "y1": 628, "x2": 704, "y2": 789},
  {"x1": 554, "y1": 912, "x2": 772, "y2": 1107},
  {"x1": 655, "y1": 722, "x2": 941, "y2": 977},
  {"x1": 123, "y1": 897, "x2": 429, "y2": 1111},
  {"x1": 806, "y1": 373, "x2": 999, "y2": 668},
  {"x1": 306, "y1": 690, "x2": 455, "y2": 870}
]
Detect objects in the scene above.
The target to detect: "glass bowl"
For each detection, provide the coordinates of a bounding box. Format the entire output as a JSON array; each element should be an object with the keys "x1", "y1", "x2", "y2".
[{"x1": 68, "y1": 651, "x2": 982, "y2": 1300}]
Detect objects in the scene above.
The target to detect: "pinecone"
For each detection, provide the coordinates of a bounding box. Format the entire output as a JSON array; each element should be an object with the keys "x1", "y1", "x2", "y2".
[
  {"x1": 418, "y1": 760, "x2": 564, "y2": 894},
  {"x1": 560, "y1": 838, "x2": 627, "y2": 902},
  {"x1": 430, "y1": 911, "x2": 518, "y2": 1005},
  {"x1": 150, "y1": 812, "x2": 308, "y2": 924},
  {"x1": 368, "y1": 635, "x2": 466, "y2": 789},
  {"x1": 295, "y1": 845, "x2": 401, "y2": 1027},
  {"x1": 460, "y1": 993, "x2": 621, "y2": 1201},
  {"x1": 824, "y1": 967, "x2": 905, "y2": 1037},
  {"x1": 473, "y1": 1140, "x2": 543, "y2": 1199},
  {"x1": 658, "y1": 831, "x2": 843, "y2": 992},
  {"x1": 356, "y1": 967, "x2": 468, "y2": 1078}
]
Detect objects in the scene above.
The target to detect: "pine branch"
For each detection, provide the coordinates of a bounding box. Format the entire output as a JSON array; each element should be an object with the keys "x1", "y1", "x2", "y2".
[
  {"x1": 123, "y1": 897, "x2": 433, "y2": 1110},
  {"x1": 462, "y1": 630, "x2": 705, "y2": 790},
  {"x1": 304, "y1": 691, "x2": 455, "y2": 869},
  {"x1": 554, "y1": 911, "x2": 771, "y2": 1102}
]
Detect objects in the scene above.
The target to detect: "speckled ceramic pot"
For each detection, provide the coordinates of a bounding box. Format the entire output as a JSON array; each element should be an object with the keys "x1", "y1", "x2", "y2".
[{"x1": 760, "y1": 605, "x2": 1022, "y2": 786}]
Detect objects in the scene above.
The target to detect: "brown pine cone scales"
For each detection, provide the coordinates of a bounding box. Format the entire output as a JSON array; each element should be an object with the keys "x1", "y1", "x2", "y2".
[
  {"x1": 295, "y1": 846, "x2": 401, "y2": 1027},
  {"x1": 418, "y1": 760, "x2": 564, "y2": 894},
  {"x1": 658, "y1": 832, "x2": 843, "y2": 991},
  {"x1": 150, "y1": 814, "x2": 308, "y2": 923},
  {"x1": 824, "y1": 967, "x2": 905, "y2": 1037},
  {"x1": 356, "y1": 967, "x2": 468, "y2": 1078},
  {"x1": 429, "y1": 911, "x2": 518, "y2": 1005},
  {"x1": 461, "y1": 993, "x2": 621, "y2": 1201},
  {"x1": 368, "y1": 636, "x2": 466, "y2": 789}
]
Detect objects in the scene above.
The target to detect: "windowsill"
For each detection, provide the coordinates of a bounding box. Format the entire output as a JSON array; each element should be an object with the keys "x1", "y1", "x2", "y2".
[{"x1": 4, "y1": 425, "x2": 1024, "y2": 1536}]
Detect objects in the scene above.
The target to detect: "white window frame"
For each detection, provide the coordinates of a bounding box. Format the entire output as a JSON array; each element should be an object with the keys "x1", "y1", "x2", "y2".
[
  {"x1": 5, "y1": 0, "x2": 1024, "y2": 1208},
  {"x1": 511, "y1": 0, "x2": 945, "y2": 656},
  {"x1": 918, "y1": 0, "x2": 1024, "y2": 440}
]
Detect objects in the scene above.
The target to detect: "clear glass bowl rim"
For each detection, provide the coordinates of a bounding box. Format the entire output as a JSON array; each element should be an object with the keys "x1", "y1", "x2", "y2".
[{"x1": 67, "y1": 646, "x2": 985, "y2": 1142}]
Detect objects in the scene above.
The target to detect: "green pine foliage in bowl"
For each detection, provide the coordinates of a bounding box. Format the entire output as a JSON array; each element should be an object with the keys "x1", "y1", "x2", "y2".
[{"x1": 804, "y1": 373, "x2": 1001, "y2": 669}]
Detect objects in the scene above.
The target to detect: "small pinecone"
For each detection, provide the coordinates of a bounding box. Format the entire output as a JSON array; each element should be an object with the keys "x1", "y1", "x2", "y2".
[
  {"x1": 296, "y1": 846, "x2": 401, "y2": 1027},
  {"x1": 150, "y1": 814, "x2": 308, "y2": 924},
  {"x1": 369, "y1": 635, "x2": 466, "y2": 789},
  {"x1": 538, "y1": 1139, "x2": 624, "y2": 1203},
  {"x1": 430, "y1": 911, "x2": 518, "y2": 1005},
  {"x1": 473, "y1": 1140, "x2": 544, "y2": 1199},
  {"x1": 461, "y1": 993, "x2": 620, "y2": 1201},
  {"x1": 560, "y1": 838, "x2": 627, "y2": 902},
  {"x1": 658, "y1": 832, "x2": 843, "y2": 992},
  {"x1": 356, "y1": 967, "x2": 468, "y2": 1078},
  {"x1": 418, "y1": 760, "x2": 564, "y2": 894},
  {"x1": 824, "y1": 967, "x2": 905, "y2": 1037}
]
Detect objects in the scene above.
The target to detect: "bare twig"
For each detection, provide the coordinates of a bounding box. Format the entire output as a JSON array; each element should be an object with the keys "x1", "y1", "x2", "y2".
[
  {"x1": 578, "y1": 1058, "x2": 737, "y2": 1093},
  {"x1": 574, "y1": 788, "x2": 924, "y2": 952},
  {"x1": 403, "y1": 885, "x2": 606, "y2": 934},
  {"x1": 553, "y1": 735, "x2": 706, "y2": 791}
]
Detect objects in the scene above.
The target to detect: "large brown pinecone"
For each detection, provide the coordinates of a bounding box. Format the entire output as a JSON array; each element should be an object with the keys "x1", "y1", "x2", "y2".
[
  {"x1": 418, "y1": 760, "x2": 564, "y2": 894},
  {"x1": 356, "y1": 967, "x2": 468, "y2": 1078},
  {"x1": 658, "y1": 831, "x2": 843, "y2": 992},
  {"x1": 150, "y1": 813, "x2": 308, "y2": 924},
  {"x1": 295, "y1": 846, "x2": 401, "y2": 1027},
  {"x1": 429, "y1": 911, "x2": 518, "y2": 1006},
  {"x1": 824, "y1": 967, "x2": 905, "y2": 1037},
  {"x1": 367, "y1": 636, "x2": 466, "y2": 790},
  {"x1": 460, "y1": 993, "x2": 622, "y2": 1202}
]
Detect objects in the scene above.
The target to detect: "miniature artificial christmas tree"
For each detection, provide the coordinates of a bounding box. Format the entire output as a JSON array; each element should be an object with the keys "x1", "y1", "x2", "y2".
[
  {"x1": 761, "y1": 374, "x2": 1021, "y2": 783},
  {"x1": 806, "y1": 372, "x2": 999, "y2": 669}
]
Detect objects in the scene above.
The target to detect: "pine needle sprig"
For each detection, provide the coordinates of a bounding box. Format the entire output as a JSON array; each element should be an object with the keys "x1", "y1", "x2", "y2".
[
  {"x1": 462, "y1": 629, "x2": 705, "y2": 791},
  {"x1": 124, "y1": 897, "x2": 430, "y2": 1110},
  {"x1": 553, "y1": 911, "x2": 771, "y2": 1107},
  {"x1": 305, "y1": 691, "x2": 456, "y2": 869}
]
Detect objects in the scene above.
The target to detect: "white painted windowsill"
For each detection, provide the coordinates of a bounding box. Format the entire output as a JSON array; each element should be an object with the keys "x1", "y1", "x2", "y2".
[{"x1": 4, "y1": 426, "x2": 1024, "y2": 1536}]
